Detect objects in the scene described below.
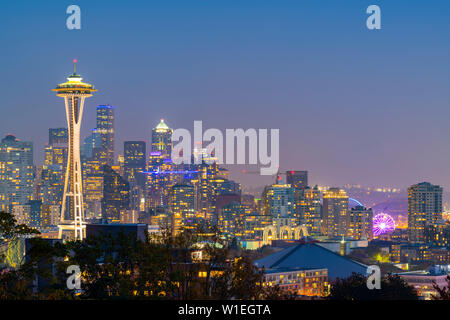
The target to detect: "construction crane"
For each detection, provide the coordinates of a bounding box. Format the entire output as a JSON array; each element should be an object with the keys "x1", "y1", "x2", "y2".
[{"x1": 241, "y1": 167, "x2": 287, "y2": 184}]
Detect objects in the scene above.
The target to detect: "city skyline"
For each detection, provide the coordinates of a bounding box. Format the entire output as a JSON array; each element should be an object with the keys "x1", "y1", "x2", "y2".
[
  {"x1": 1, "y1": 1, "x2": 450, "y2": 189},
  {"x1": 0, "y1": 1, "x2": 449, "y2": 303}
]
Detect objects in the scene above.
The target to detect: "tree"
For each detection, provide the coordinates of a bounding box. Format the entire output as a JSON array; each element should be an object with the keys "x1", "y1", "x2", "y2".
[
  {"x1": 0, "y1": 211, "x2": 40, "y2": 268},
  {"x1": 432, "y1": 275, "x2": 450, "y2": 300},
  {"x1": 328, "y1": 273, "x2": 418, "y2": 300}
]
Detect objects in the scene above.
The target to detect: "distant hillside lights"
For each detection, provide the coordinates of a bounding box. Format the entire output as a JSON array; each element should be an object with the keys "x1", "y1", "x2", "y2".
[{"x1": 171, "y1": 121, "x2": 279, "y2": 175}]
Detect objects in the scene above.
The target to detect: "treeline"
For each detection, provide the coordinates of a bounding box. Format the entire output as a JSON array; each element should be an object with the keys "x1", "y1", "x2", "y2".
[{"x1": 0, "y1": 211, "x2": 285, "y2": 300}]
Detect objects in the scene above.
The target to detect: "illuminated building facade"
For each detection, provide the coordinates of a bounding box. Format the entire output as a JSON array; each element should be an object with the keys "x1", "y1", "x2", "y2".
[
  {"x1": 124, "y1": 141, "x2": 146, "y2": 186},
  {"x1": 194, "y1": 161, "x2": 219, "y2": 219},
  {"x1": 0, "y1": 135, "x2": 34, "y2": 213},
  {"x1": 124, "y1": 141, "x2": 146, "y2": 213},
  {"x1": 408, "y1": 182, "x2": 443, "y2": 243},
  {"x1": 82, "y1": 129, "x2": 101, "y2": 159},
  {"x1": 53, "y1": 62, "x2": 97, "y2": 240},
  {"x1": 102, "y1": 165, "x2": 130, "y2": 223},
  {"x1": 83, "y1": 148, "x2": 105, "y2": 219},
  {"x1": 322, "y1": 188, "x2": 349, "y2": 238},
  {"x1": 40, "y1": 128, "x2": 68, "y2": 207},
  {"x1": 40, "y1": 204, "x2": 60, "y2": 228},
  {"x1": 145, "y1": 151, "x2": 175, "y2": 208},
  {"x1": 263, "y1": 268, "x2": 328, "y2": 297},
  {"x1": 425, "y1": 221, "x2": 450, "y2": 247},
  {"x1": 11, "y1": 205, "x2": 30, "y2": 225},
  {"x1": 286, "y1": 170, "x2": 308, "y2": 189},
  {"x1": 151, "y1": 119, "x2": 172, "y2": 158},
  {"x1": 48, "y1": 128, "x2": 68, "y2": 146},
  {"x1": 169, "y1": 184, "x2": 195, "y2": 234},
  {"x1": 218, "y1": 201, "x2": 246, "y2": 239},
  {"x1": 95, "y1": 105, "x2": 115, "y2": 166},
  {"x1": 28, "y1": 200, "x2": 42, "y2": 228},
  {"x1": 348, "y1": 205, "x2": 373, "y2": 240},
  {"x1": 212, "y1": 177, "x2": 241, "y2": 196},
  {"x1": 295, "y1": 186, "x2": 321, "y2": 235},
  {"x1": 243, "y1": 212, "x2": 273, "y2": 240},
  {"x1": 398, "y1": 266, "x2": 450, "y2": 300},
  {"x1": 262, "y1": 184, "x2": 296, "y2": 219}
]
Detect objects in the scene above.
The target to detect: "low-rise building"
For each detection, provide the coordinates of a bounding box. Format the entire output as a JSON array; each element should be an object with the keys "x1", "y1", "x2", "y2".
[
  {"x1": 398, "y1": 265, "x2": 450, "y2": 300},
  {"x1": 263, "y1": 267, "x2": 328, "y2": 297}
]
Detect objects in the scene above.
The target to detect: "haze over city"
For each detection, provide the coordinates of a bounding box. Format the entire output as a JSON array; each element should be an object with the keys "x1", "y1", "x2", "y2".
[{"x1": 1, "y1": 0, "x2": 450, "y2": 189}]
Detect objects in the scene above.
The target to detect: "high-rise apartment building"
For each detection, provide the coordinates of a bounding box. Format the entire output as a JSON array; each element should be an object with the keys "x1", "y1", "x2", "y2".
[
  {"x1": 322, "y1": 188, "x2": 349, "y2": 238},
  {"x1": 295, "y1": 186, "x2": 321, "y2": 235},
  {"x1": 0, "y1": 135, "x2": 34, "y2": 213},
  {"x1": 408, "y1": 182, "x2": 443, "y2": 243},
  {"x1": 169, "y1": 184, "x2": 195, "y2": 234},
  {"x1": 262, "y1": 184, "x2": 296, "y2": 219},
  {"x1": 348, "y1": 205, "x2": 373, "y2": 240},
  {"x1": 219, "y1": 201, "x2": 246, "y2": 239},
  {"x1": 286, "y1": 171, "x2": 308, "y2": 189}
]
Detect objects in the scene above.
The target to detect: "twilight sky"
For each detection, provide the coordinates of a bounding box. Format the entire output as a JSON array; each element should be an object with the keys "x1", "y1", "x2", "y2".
[{"x1": 0, "y1": 0, "x2": 449, "y2": 190}]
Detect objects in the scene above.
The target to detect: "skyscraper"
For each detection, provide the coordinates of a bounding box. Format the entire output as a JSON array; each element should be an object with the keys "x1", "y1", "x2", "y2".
[
  {"x1": 40, "y1": 128, "x2": 68, "y2": 207},
  {"x1": 219, "y1": 201, "x2": 246, "y2": 239},
  {"x1": 0, "y1": 135, "x2": 34, "y2": 213},
  {"x1": 151, "y1": 119, "x2": 172, "y2": 158},
  {"x1": 286, "y1": 171, "x2": 308, "y2": 189},
  {"x1": 102, "y1": 165, "x2": 130, "y2": 223},
  {"x1": 295, "y1": 186, "x2": 322, "y2": 235},
  {"x1": 96, "y1": 105, "x2": 115, "y2": 165},
  {"x1": 82, "y1": 129, "x2": 101, "y2": 159},
  {"x1": 48, "y1": 128, "x2": 68, "y2": 146},
  {"x1": 124, "y1": 141, "x2": 146, "y2": 186},
  {"x1": 53, "y1": 61, "x2": 97, "y2": 240},
  {"x1": 408, "y1": 182, "x2": 443, "y2": 243},
  {"x1": 262, "y1": 184, "x2": 296, "y2": 219},
  {"x1": 348, "y1": 205, "x2": 373, "y2": 240},
  {"x1": 169, "y1": 184, "x2": 195, "y2": 234},
  {"x1": 322, "y1": 188, "x2": 349, "y2": 238}
]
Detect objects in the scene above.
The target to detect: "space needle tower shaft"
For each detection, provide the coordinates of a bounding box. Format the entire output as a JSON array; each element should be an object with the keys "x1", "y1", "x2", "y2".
[{"x1": 53, "y1": 60, "x2": 97, "y2": 240}]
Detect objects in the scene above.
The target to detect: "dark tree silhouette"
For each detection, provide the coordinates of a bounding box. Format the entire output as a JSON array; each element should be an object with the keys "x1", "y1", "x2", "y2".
[
  {"x1": 432, "y1": 275, "x2": 450, "y2": 300},
  {"x1": 328, "y1": 273, "x2": 418, "y2": 300}
]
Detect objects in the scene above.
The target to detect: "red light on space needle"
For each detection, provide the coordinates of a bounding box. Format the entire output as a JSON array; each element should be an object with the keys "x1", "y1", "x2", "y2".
[{"x1": 73, "y1": 59, "x2": 77, "y2": 64}]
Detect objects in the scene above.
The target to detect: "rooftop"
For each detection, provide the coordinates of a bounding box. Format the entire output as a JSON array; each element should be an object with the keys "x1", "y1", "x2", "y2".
[{"x1": 254, "y1": 243, "x2": 367, "y2": 280}]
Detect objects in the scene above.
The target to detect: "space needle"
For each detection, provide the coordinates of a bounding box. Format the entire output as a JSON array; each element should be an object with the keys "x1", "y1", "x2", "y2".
[{"x1": 53, "y1": 60, "x2": 97, "y2": 240}]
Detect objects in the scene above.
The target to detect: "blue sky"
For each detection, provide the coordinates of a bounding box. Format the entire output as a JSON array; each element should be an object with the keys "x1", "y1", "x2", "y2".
[{"x1": 1, "y1": 0, "x2": 450, "y2": 189}]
